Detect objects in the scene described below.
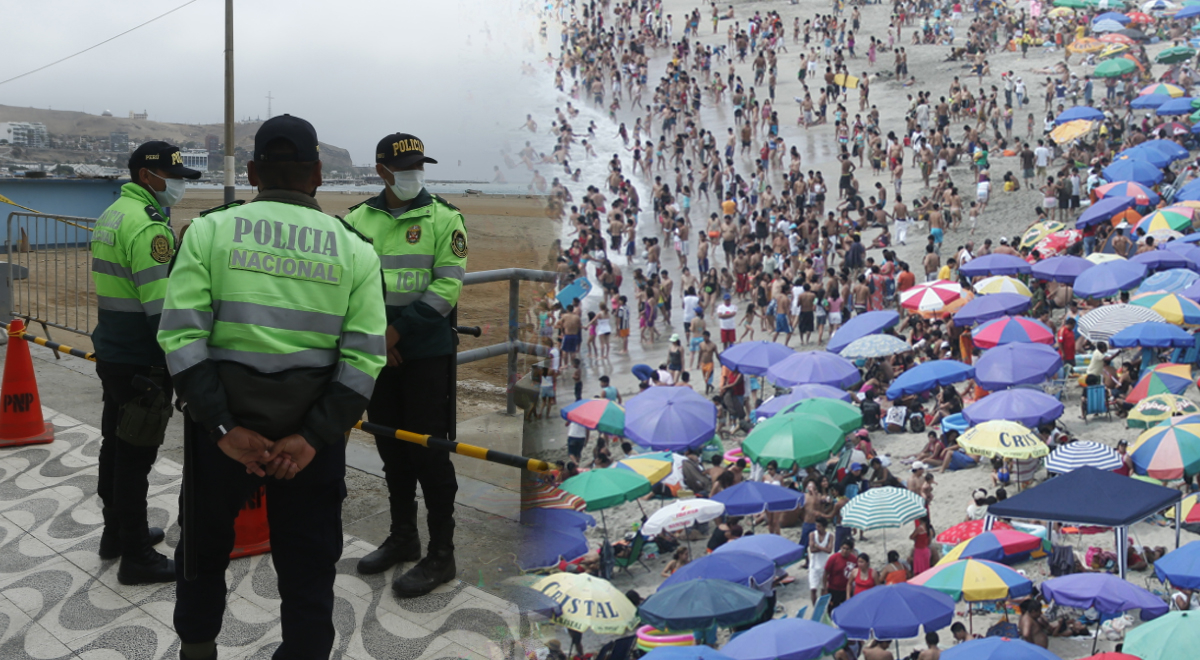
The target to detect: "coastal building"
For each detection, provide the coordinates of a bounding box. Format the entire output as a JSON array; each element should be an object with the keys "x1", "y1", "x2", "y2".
[
  {"x1": 0, "y1": 122, "x2": 48, "y2": 149},
  {"x1": 128, "y1": 110, "x2": 148, "y2": 120},
  {"x1": 180, "y1": 149, "x2": 208, "y2": 172},
  {"x1": 110, "y1": 132, "x2": 129, "y2": 152}
]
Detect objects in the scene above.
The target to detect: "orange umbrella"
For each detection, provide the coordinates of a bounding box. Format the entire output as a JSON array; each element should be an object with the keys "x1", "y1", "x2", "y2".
[
  {"x1": 1100, "y1": 34, "x2": 1137, "y2": 45},
  {"x1": 1123, "y1": 54, "x2": 1147, "y2": 72},
  {"x1": 1109, "y1": 207, "x2": 1144, "y2": 227}
]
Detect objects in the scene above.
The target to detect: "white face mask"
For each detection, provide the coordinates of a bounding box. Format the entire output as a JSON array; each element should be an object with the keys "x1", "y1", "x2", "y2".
[
  {"x1": 388, "y1": 169, "x2": 425, "y2": 201},
  {"x1": 149, "y1": 172, "x2": 187, "y2": 208}
]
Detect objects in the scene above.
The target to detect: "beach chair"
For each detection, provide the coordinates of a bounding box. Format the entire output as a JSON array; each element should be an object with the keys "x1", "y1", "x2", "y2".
[
  {"x1": 1083, "y1": 385, "x2": 1111, "y2": 423},
  {"x1": 1170, "y1": 336, "x2": 1200, "y2": 366},
  {"x1": 1043, "y1": 375, "x2": 1068, "y2": 402},
  {"x1": 596, "y1": 636, "x2": 636, "y2": 660},
  {"x1": 793, "y1": 605, "x2": 808, "y2": 620},
  {"x1": 613, "y1": 533, "x2": 650, "y2": 577},
  {"x1": 809, "y1": 593, "x2": 832, "y2": 624}
]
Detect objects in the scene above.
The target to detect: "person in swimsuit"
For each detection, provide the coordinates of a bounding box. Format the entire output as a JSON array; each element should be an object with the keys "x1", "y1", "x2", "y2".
[{"x1": 848, "y1": 552, "x2": 879, "y2": 599}]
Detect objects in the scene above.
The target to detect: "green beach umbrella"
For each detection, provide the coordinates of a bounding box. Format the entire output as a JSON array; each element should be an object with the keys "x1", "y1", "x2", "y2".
[
  {"x1": 840, "y1": 486, "x2": 928, "y2": 531},
  {"x1": 1053, "y1": 0, "x2": 1089, "y2": 7},
  {"x1": 1125, "y1": 611, "x2": 1200, "y2": 660},
  {"x1": 1094, "y1": 58, "x2": 1136, "y2": 78},
  {"x1": 560, "y1": 469, "x2": 651, "y2": 511},
  {"x1": 742, "y1": 412, "x2": 846, "y2": 470},
  {"x1": 1157, "y1": 46, "x2": 1198, "y2": 64},
  {"x1": 781, "y1": 398, "x2": 863, "y2": 434}
]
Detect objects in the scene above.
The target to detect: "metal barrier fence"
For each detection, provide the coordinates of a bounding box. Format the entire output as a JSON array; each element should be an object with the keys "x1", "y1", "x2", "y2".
[{"x1": 2, "y1": 212, "x2": 95, "y2": 338}]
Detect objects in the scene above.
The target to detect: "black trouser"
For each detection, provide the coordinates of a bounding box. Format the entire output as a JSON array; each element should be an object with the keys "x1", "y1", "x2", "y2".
[
  {"x1": 174, "y1": 415, "x2": 346, "y2": 660},
  {"x1": 369, "y1": 356, "x2": 458, "y2": 540},
  {"x1": 96, "y1": 360, "x2": 168, "y2": 557}
]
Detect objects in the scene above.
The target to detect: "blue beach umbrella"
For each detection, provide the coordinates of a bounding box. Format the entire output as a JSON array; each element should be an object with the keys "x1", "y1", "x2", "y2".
[
  {"x1": 831, "y1": 584, "x2": 956, "y2": 640},
  {"x1": 766, "y1": 350, "x2": 861, "y2": 388},
  {"x1": 886, "y1": 360, "x2": 975, "y2": 399},
  {"x1": 1119, "y1": 145, "x2": 1173, "y2": 167},
  {"x1": 1139, "y1": 267, "x2": 1200, "y2": 294},
  {"x1": 1095, "y1": 11, "x2": 1132, "y2": 23},
  {"x1": 518, "y1": 526, "x2": 590, "y2": 570},
  {"x1": 722, "y1": 619, "x2": 847, "y2": 660},
  {"x1": 624, "y1": 386, "x2": 717, "y2": 451},
  {"x1": 1132, "y1": 249, "x2": 1197, "y2": 273},
  {"x1": 638, "y1": 580, "x2": 767, "y2": 631},
  {"x1": 659, "y1": 552, "x2": 777, "y2": 591},
  {"x1": 826, "y1": 310, "x2": 900, "y2": 353},
  {"x1": 520, "y1": 508, "x2": 596, "y2": 531},
  {"x1": 974, "y1": 343, "x2": 1063, "y2": 390},
  {"x1": 959, "y1": 253, "x2": 1033, "y2": 277},
  {"x1": 1075, "y1": 260, "x2": 1149, "y2": 298},
  {"x1": 642, "y1": 648, "x2": 738, "y2": 660},
  {"x1": 714, "y1": 534, "x2": 807, "y2": 567},
  {"x1": 1103, "y1": 158, "x2": 1165, "y2": 185},
  {"x1": 710, "y1": 481, "x2": 804, "y2": 517},
  {"x1": 1075, "y1": 195, "x2": 1136, "y2": 228},
  {"x1": 1110, "y1": 321, "x2": 1196, "y2": 348},
  {"x1": 941, "y1": 637, "x2": 1059, "y2": 660},
  {"x1": 952, "y1": 293, "x2": 1032, "y2": 326},
  {"x1": 1131, "y1": 93, "x2": 1173, "y2": 109},
  {"x1": 962, "y1": 388, "x2": 1065, "y2": 427},
  {"x1": 1154, "y1": 541, "x2": 1200, "y2": 589},
  {"x1": 1142, "y1": 138, "x2": 1190, "y2": 161},
  {"x1": 1055, "y1": 105, "x2": 1106, "y2": 124},
  {"x1": 1031, "y1": 254, "x2": 1095, "y2": 283},
  {"x1": 1158, "y1": 97, "x2": 1200, "y2": 116},
  {"x1": 719, "y1": 341, "x2": 795, "y2": 376},
  {"x1": 839, "y1": 334, "x2": 913, "y2": 359}
]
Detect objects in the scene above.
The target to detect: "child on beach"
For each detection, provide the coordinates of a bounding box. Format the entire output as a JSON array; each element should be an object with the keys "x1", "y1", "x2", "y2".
[
  {"x1": 991, "y1": 457, "x2": 1011, "y2": 487},
  {"x1": 739, "y1": 303, "x2": 757, "y2": 340}
]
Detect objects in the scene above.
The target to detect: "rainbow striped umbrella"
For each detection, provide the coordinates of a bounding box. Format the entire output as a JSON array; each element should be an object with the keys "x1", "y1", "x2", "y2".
[
  {"x1": 909, "y1": 559, "x2": 1033, "y2": 602},
  {"x1": 971, "y1": 316, "x2": 1055, "y2": 348},
  {"x1": 974, "y1": 276, "x2": 1033, "y2": 297},
  {"x1": 1130, "y1": 292, "x2": 1200, "y2": 325},
  {"x1": 1140, "y1": 82, "x2": 1186, "y2": 97},
  {"x1": 1164, "y1": 492, "x2": 1200, "y2": 523},
  {"x1": 1127, "y1": 363, "x2": 1194, "y2": 403},
  {"x1": 1130, "y1": 414, "x2": 1200, "y2": 479},
  {"x1": 938, "y1": 531, "x2": 1048, "y2": 565},
  {"x1": 1129, "y1": 393, "x2": 1200, "y2": 428},
  {"x1": 1137, "y1": 209, "x2": 1194, "y2": 234},
  {"x1": 561, "y1": 398, "x2": 626, "y2": 436},
  {"x1": 1094, "y1": 180, "x2": 1161, "y2": 205}
]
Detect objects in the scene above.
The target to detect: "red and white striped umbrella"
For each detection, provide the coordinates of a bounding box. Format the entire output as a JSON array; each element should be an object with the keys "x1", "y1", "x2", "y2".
[{"x1": 900, "y1": 280, "x2": 964, "y2": 312}]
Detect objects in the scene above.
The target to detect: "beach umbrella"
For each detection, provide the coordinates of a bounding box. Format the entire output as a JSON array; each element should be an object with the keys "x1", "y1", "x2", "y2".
[
  {"x1": 936, "y1": 519, "x2": 1015, "y2": 545},
  {"x1": 560, "y1": 398, "x2": 626, "y2": 436},
  {"x1": 1076, "y1": 195, "x2": 1137, "y2": 228},
  {"x1": 826, "y1": 310, "x2": 900, "y2": 353},
  {"x1": 522, "y1": 483, "x2": 587, "y2": 511},
  {"x1": 1050, "y1": 119, "x2": 1097, "y2": 144},
  {"x1": 1055, "y1": 105, "x2": 1106, "y2": 124},
  {"x1": 1118, "y1": 146, "x2": 1173, "y2": 168},
  {"x1": 660, "y1": 551, "x2": 777, "y2": 592},
  {"x1": 1031, "y1": 254, "x2": 1095, "y2": 283},
  {"x1": 718, "y1": 341, "x2": 795, "y2": 376},
  {"x1": 1021, "y1": 220, "x2": 1066, "y2": 248},
  {"x1": 1142, "y1": 138, "x2": 1190, "y2": 160},
  {"x1": 520, "y1": 507, "x2": 596, "y2": 531},
  {"x1": 918, "y1": 289, "x2": 975, "y2": 319},
  {"x1": 560, "y1": 469, "x2": 651, "y2": 512},
  {"x1": 714, "y1": 534, "x2": 806, "y2": 567},
  {"x1": 1156, "y1": 96, "x2": 1200, "y2": 115},
  {"x1": 766, "y1": 350, "x2": 861, "y2": 388},
  {"x1": 1074, "y1": 260, "x2": 1148, "y2": 299},
  {"x1": 639, "y1": 580, "x2": 768, "y2": 632},
  {"x1": 956, "y1": 420, "x2": 1050, "y2": 460},
  {"x1": 1103, "y1": 157, "x2": 1164, "y2": 185},
  {"x1": 624, "y1": 386, "x2": 717, "y2": 451},
  {"x1": 1125, "y1": 611, "x2": 1200, "y2": 660},
  {"x1": 1143, "y1": 0, "x2": 1175, "y2": 10},
  {"x1": 1045, "y1": 440, "x2": 1125, "y2": 473},
  {"x1": 1140, "y1": 82, "x2": 1185, "y2": 97},
  {"x1": 839, "y1": 334, "x2": 912, "y2": 359},
  {"x1": 1095, "y1": 18, "x2": 1129, "y2": 31},
  {"x1": 1184, "y1": 279, "x2": 1200, "y2": 303},
  {"x1": 532, "y1": 572, "x2": 639, "y2": 634},
  {"x1": 1041, "y1": 572, "x2": 1169, "y2": 618},
  {"x1": 963, "y1": 389, "x2": 1064, "y2": 428},
  {"x1": 973, "y1": 275, "x2": 1033, "y2": 297},
  {"x1": 1131, "y1": 92, "x2": 1172, "y2": 109},
  {"x1": 1126, "y1": 9, "x2": 1155, "y2": 21},
  {"x1": 722, "y1": 619, "x2": 847, "y2": 660},
  {"x1": 489, "y1": 582, "x2": 564, "y2": 618},
  {"x1": 643, "y1": 499, "x2": 726, "y2": 536},
  {"x1": 885, "y1": 359, "x2": 975, "y2": 399},
  {"x1": 1139, "y1": 267, "x2": 1200, "y2": 294},
  {"x1": 1097, "y1": 9, "x2": 1134, "y2": 20},
  {"x1": 1054, "y1": 0, "x2": 1089, "y2": 6},
  {"x1": 1130, "y1": 414, "x2": 1200, "y2": 478},
  {"x1": 1054, "y1": 6, "x2": 1082, "y2": 17},
  {"x1": 1118, "y1": 25, "x2": 1148, "y2": 38},
  {"x1": 711, "y1": 481, "x2": 804, "y2": 517},
  {"x1": 1110, "y1": 321, "x2": 1196, "y2": 348},
  {"x1": 1094, "y1": 57, "x2": 1137, "y2": 77},
  {"x1": 782, "y1": 397, "x2": 863, "y2": 433},
  {"x1": 972, "y1": 316, "x2": 1054, "y2": 349},
  {"x1": 1029, "y1": 228, "x2": 1082, "y2": 259},
  {"x1": 1128, "y1": 393, "x2": 1200, "y2": 428},
  {"x1": 1179, "y1": 3, "x2": 1200, "y2": 15},
  {"x1": 518, "y1": 526, "x2": 591, "y2": 570},
  {"x1": 1153, "y1": 121, "x2": 1191, "y2": 137},
  {"x1": 959, "y1": 252, "x2": 1034, "y2": 276},
  {"x1": 910, "y1": 559, "x2": 1033, "y2": 601},
  {"x1": 1095, "y1": 180, "x2": 1160, "y2": 205},
  {"x1": 938, "y1": 531, "x2": 1046, "y2": 565},
  {"x1": 642, "y1": 648, "x2": 737, "y2": 660},
  {"x1": 1158, "y1": 46, "x2": 1198, "y2": 63},
  {"x1": 831, "y1": 584, "x2": 956, "y2": 640},
  {"x1": 754, "y1": 385, "x2": 852, "y2": 420},
  {"x1": 1136, "y1": 209, "x2": 1195, "y2": 235},
  {"x1": 973, "y1": 343, "x2": 1062, "y2": 390},
  {"x1": 1079, "y1": 303, "x2": 1168, "y2": 341},
  {"x1": 1126, "y1": 363, "x2": 1193, "y2": 403},
  {"x1": 840, "y1": 487, "x2": 928, "y2": 531},
  {"x1": 952, "y1": 293, "x2": 1032, "y2": 326},
  {"x1": 1154, "y1": 541, "x2": 1200, "y2": 589},
  {"x1": 615, "y1": 451, "x2": 676, "y2": 484},
  {"x1": 742, "y1": 412, "x2": 846, "y2": 469},
  {"x1": 899, "y1": 280, "x2": 963, "y2": 313},
  {"x1": 941, "y1": 637, "x2": 1059, "y2": 660},
  {"x1": 1131, "y1": 292, "x2": 1200, "y2": 325}
]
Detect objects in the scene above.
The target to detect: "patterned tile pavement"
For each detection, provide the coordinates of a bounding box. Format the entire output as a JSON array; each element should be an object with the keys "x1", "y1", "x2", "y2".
[{"x1": 0, "y1": 408, "x2": 528, "y2": 660}]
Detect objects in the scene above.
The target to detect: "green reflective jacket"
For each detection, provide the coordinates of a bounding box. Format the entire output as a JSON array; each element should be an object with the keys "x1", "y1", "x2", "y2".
[
  {"x1": 344, "y1": 188, "x2": 467, "y2": 360},
  {"x1": 90, "y1": 182, "x2": 174, "y2": 365}
]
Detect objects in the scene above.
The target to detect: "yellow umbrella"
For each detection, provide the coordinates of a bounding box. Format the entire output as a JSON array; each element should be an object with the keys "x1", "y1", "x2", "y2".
[
  {"x1": 1050, "y1": 119, "x2": 1096, "y2": 144},
  {"x1": 1086, "y1": 252, "x2": 1127, "y2": 264},
  {"x1": 614, "y1": 453, "x2": 673, "y2": 484},
  {"x1": 974, "y1": 276, "x2": 1033, "y2": 297},
  {"x1": 1127, "y1": 393, "x2": 1200, "y2": 429},
  {"x1": 1049, "y1": 6, "x2": 1076, "y2": 17},
  {"x1": 532, "y1": 573, "x2": 639, "y2": 634},
  {"x1": 1098, "y1": 44, "x2": 1132, "y2": 60},
  {"x1": 958, "y1": 420, "x2": 1050, "y2": 460},
  {"x1": 1165, "y1": 492, "x2": 1200, "y2": 520},
  {"x1": 1021, "y1": 220, "x2": 1066, "y2": 250},
  {"x1": 1068, "y1": 37, "x2": 1104, "y2": 53}
]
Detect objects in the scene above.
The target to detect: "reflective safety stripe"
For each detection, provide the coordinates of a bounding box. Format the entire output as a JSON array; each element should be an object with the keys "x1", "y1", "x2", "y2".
[
  {"x1": 379, "y1": 254, "x2": 434, "y2": 270},
  {"x1": 385, "y1": 291, "x2": 422, "y2": 306},
  {"x1": 333, "y1": 361, "x2": 376, "y2": 399},
  {"x1": 132, "y1": 264, "x2": 170, "y2": 287},
  {"x1": 97, "y1": 295, "x2": 144, "y2": 312},
  {"x1": 340, "y1": 332, "x2": 386, "y2": 356},
  {"x1": 419, "y1": 290, "x2": 453, "y2": 316},
  {"x1": 209, "y1": 347, "x2": 340, "y2": 373},
  {"x1": 159, "y1": 308, "x2": 213, "y2": 332},
  {"x1": 92, "y1": 258, "x2": 133, "y2": 281},
  {"x1": 143, "y1": 299, "x2": 164, "y2": 316},
  {"x1": 166, "y1": 339, "x2": 210, "y2": 375},
  {"x1": 212, "y1": 300, "x2": 343, "y2": 336},
  {"x1": 431, "y1": 266, "x2": 466, "y2": 280}
]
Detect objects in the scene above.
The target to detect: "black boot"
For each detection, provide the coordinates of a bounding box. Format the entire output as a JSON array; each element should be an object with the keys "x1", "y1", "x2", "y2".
[
  {"x1": 357, "y1": 502, "x2": 421, "y2": 575},
  {"x1": 392, "y1": 521, "x2": 456, "y2": 598},
  {"x1": 100, "y1": 526, "x2": 165, "y2": 560},
  {"x1": 118, "y1": 546, "x2": 175, "y2": 585}
]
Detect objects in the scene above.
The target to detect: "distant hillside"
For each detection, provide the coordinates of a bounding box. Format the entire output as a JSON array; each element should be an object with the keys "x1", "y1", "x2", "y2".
[{"x1": 0, "y1": 105, "x2": 354, "y2": 171}]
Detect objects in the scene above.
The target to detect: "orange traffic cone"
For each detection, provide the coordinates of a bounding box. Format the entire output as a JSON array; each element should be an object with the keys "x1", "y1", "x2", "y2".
[
  {"x1": 230, "y1": 485, "x2": 271, "y2": 559},
  {"x1": 0, "y1": 320, "x2": 54, "y2": 447}
]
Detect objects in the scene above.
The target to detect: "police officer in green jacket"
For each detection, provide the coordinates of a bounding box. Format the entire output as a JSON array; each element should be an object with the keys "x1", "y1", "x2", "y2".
[
  {"x1": 346, "y1": 133, "x2": 466, "y2": 597},
  {"x1": 91, "y1": 141, "x2": 199, "y2": 585},
  {"x1": 159, "y1": 115, "x2": 386, "y2": 660}
]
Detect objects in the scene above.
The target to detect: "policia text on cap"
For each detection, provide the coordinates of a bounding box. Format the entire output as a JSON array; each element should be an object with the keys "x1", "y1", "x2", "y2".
[{"x1": 159, "y1": 115, "x2": 387, "y2": 660}]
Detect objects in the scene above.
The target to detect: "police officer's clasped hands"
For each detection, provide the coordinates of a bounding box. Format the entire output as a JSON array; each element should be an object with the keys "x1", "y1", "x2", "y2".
[{"x1": 216, "y1": 426, "x2": 313, "y2": 480}]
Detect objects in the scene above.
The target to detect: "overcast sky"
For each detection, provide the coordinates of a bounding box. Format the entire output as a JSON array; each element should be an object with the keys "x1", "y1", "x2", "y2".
[{"x1": 2, "y1": 0, "x2": 544, "y2": 179}]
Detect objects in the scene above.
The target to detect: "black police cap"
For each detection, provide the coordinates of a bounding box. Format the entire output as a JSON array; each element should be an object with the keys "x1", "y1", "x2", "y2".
[
  {"x1": 128, "y1": 141, "x2": 202, "y2": 180},
  {"x1": 254, "y1": 114, "x2": 320, "y2": 162},
  {"x1": 376, "y1": 132, "x2": 438, "y2": 168}
]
